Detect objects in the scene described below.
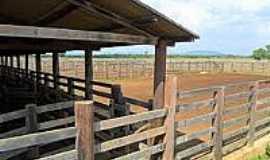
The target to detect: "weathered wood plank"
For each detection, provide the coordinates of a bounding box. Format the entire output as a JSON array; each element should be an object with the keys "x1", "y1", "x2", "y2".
[
  {"x1": 213, "y1": 87, "x2": 224, "y2": 160},
  {"x1": 255, "y1": 117, "x2": 270, "y2": 128},
  {"x1": 39, "y1": 116, "x2": 75, "y2": 131},
  {"x1": 0, "y1": 109, "x2": 27, "y2": 123},
  {"x1": 222, "y1": 138, "x2": 247, "y2": 155},
  {"x1": 153, "y1": 39, "x2": 167, "y2": 109},
  {"x1": 255, "y1": 126, "x2": 270, "y2": 139},
  {"x1": 225, "y1": 91, "x2": 250, "y2": 101},
  {"x1": 36, "y1": 101, "x2": 74, "y2": 114},
  {"x1": 85, "y1": 49, "x2": 93, "y2": 100},
  {"x1": 223, "y1": 126, "x2": 249, "y2": 140},
  {"x1": 0, "y1": 148, "x2": 28, "y2": 160},
  {"x1": 0, "y1": 127, "x2": 27, "y2": 138},
  {"x1": 94, "y1": 109, "x2": 167, "y2": 132},
  {"x1": 248, "y1": 82, "x2": 257, "y2": 146},
  {"x1": 178, "y1": 87, "x2": 220, "y2": 99},
  {"x1": 75, "y1": 101, "x2": 94, "y2": 160},
  {"x1": 95, "y1": 126, "x2": 165, "y2": 153},
  {"x1": 36, "y1": 150, "x2": 78, "y2": 160},
  {"x1": 0, "y1": 24, "x2": 157, "y2": 44},
  {"x1": 176, "y1": 112, "x2": 216, "y2": 129},
  {"x1": 223, "y1": 103, "x2": 249, "y2": 116},
  {"x1": 25, "y1": 104, "x2": 39, "y2": 159},
  {"x1": 177, "y1": 99, "x2": 214, "y2": 112},
  {"x1": 176, "y1": 127, "x2": 214, "y2": 145},
  {"x1": 162, "y1": 76, "x2": 177, "y2": 160},
  {"x1": 223, "y1": 115, "x2": 249, "y2": 128},
  {"x1": 0, "y1": 127, "x2": 76, "y2": 152},
  {"x1": 175, "y1": 142, "x2": 212, "y2": 160},
  {"x1": 112, "y1": 143, "x2": 165, "y2": 160}
]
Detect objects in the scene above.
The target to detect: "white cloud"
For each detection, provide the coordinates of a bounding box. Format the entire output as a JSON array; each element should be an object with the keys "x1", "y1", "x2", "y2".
[{"x1": 143, "y1": 0, "x2": 270, "y2": 32}]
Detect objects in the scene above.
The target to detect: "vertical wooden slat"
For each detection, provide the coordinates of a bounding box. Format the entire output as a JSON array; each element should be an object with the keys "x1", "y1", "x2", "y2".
[
  {"x1": 213, "y1": 87, "x2": 224, "y2": 160},
  {"x1": 5, "y1": 56, "x2": 8, "y2": 66},
  {"x1": 85, "y1": 49, "x2": 93, "y2": 100},
  {"x1": 53, "y1": 53, "x2": 60, "y2": 90},
  {"x1": 36, "y1": 53, "x2": 41, "y2": 85},
  {"x1": 16, "y1": 55, "x2": 20, "y2": 68},
  {"x1": 44, "y1": 73, "x2": 50, "y2": 88},
  {"x1": 248, "y1": 82, "x2": 258, "y2": 146},
  {"x1": 25, "y1": 104, "x2": 39, "y2": 159},
  {"x1": 154, "y1": 39, "x2": 167, "y2": 109},
  {"x1": 112, "y1": 85, "x2": 125, "y2": 105},
  {"x1": 25, "y1": 54, "x2": 29, "y2": 77},
  {"x1": 68, "y1": 78, "x2": 75, "y2": 98},
  {"x1": 10, "y1": 56, "x2": 14, "y2": 67},
  {"x1": 162, "y1": 76, "x2": 177, "y2": 160},
  {"x1": 75, "y1": 101, "x2": 95, "y2": 160}
]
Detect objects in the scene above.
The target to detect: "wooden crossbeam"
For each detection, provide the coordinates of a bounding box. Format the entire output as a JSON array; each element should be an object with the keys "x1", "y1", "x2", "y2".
[{"x1": 0, "y1": 24, "x2": 157, "y2": 44}]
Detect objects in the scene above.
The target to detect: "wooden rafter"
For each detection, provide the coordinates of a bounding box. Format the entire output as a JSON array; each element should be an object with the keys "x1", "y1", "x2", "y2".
[
  {"x1": 33, "y1": 2, "x2": 77, "y2": 26},
  {"x1": 66, "y1": 0, "x2": 154, "y2": 38},
  {"x1": 0, "y1": 24, "x2": 157, "y2": 44}
]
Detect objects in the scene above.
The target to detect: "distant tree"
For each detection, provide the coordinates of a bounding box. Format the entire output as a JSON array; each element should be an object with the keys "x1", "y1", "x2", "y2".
[{"x1": 252, "y1": 46, "x2": 270, "y2": 60}]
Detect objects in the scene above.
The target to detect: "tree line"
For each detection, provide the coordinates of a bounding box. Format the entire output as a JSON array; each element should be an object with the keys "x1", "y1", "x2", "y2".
[{"x1": 252, "y1": 45, "x2": 270, "y2": 60}]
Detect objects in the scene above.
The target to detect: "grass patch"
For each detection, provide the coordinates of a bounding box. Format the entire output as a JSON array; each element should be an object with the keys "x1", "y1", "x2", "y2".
[{"x1": 249, "y1": 144, "x2": 270, "y2": 160}]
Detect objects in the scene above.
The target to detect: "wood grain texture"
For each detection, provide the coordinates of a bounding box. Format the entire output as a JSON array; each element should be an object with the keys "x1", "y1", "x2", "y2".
[{"x1": 75, "y1": 101, "x2": 94, "y2": 160}]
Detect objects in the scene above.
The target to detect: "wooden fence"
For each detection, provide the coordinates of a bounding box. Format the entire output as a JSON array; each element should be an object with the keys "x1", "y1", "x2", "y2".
[
  {"x1": 0, "y1": 65, "x2": 152, "y2": 111},
  {"x1": 36, "y1": 60, "x2": 270, "y2": 80},
  {"x1": 1, "y1": 77, "x2": 270, "y2": 159}
]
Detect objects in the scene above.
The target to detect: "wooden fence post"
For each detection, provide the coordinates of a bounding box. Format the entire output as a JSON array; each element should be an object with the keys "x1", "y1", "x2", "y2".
[
  {"x1": 213, "y1": 87, "x2": 224, "y2": 160},
  {"x1": 44, "y1": 73, "x2": 50, "y2": 88},
  {"x1": 162, "y1": 76, "x2": 177, "y2": 160},
  {"x1": 75, "y1": 101, "x2": 95, "y2": 160},
  {"x1": 68, "y1": 78, "x2": 75, "y2": 98},
  {"x1": 248, "y1": 82, "x2": 258, "y2": 146},
  {"x1": 25, "y1": 104, "x2": 39, "y2": 159}
]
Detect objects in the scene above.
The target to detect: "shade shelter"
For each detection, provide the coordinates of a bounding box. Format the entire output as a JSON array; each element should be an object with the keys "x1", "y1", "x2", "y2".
[{"x1": 0, "y1": 0, "x2": 199, "y2": 108}]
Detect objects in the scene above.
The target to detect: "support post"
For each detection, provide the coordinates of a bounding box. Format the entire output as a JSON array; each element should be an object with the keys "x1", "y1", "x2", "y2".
[
  {"x1": 213, "y1": 87, "x2": 224, "y2": 160},
  {"x1": 153, "y1": 39, "x2": 167, "y2": 109},
  {"x1": 35, "y1": 53, "x2": 41, "y2": 86},
  {"x1": 44, "y1": 73, "x2": 50, "y2": 88},
  {"x1": 16, "y1": 55, "x2": 20, "y2": 68},
  {"x1": 85, "y1": 49, "x2": 93, "y2": 100},
  {"x1": 68, "y1": 78, "x2": 75, "y2": 98},
  {"x1": 5, "y1": 56, "x2": 8, "y2": 66},
  {"x1": 75, "y1": 101, "x2": 95, "y2": 160},
  {"x1": 162, "y1": 76, "x2": 177, "y2": 160},
  {"x1": 53, "y1": 53, "x2": 60, "y2": 90},
  {"x1": 0, "y1": 56, "x2": 3, "y2": 66},
  {"x1": 25, "y1": 104, "x2": 39, "y2": 159},
  {"x1": 10, "y1": 56, "x2": 14, "y2": 67},
  {"x1": 25, "y1": 54, "x2": 29, "y2": 77},
  {"x1": 248, "y1": 82, "x2": 258, "y2": 146}
]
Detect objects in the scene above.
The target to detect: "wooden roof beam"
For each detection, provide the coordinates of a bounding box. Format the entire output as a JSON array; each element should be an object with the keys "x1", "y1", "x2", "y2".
[
  {"x1": 66, "y1": 0, "x2": 155, "y2": 38},
  {"x1": 33, "y1": 2, "x2": 78, "y2": 26},
  {"x1": 0, "y1": 24, "x2": 157, "y2": 44}
]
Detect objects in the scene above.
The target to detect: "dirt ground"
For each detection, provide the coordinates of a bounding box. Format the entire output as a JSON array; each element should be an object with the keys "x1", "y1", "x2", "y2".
[{"x1": 109, "y1": 72, "x2": 269, "y2": 101}]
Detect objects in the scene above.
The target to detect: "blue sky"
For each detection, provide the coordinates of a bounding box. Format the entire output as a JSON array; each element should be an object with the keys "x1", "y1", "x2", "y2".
[{"x1": 71, "y1": 0, "x2": 270, "y2": 56}]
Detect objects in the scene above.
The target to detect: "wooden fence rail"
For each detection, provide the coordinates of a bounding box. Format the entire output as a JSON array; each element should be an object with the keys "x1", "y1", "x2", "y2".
[
  {"x1": 2, "y1": 74, "x2": 270, "y2": 159},
  {"x1": 37, "y1": 60, "x2": 270, "y2": 80}
]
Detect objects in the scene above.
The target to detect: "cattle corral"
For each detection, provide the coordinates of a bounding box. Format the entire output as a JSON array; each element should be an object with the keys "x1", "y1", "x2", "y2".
[{"x1": 1, "y1": 0, "x2": 270, "y2": 160}]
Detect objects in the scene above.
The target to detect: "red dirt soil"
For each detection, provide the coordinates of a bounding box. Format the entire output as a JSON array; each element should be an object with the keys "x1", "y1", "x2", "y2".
[{"x1": 111, "y1": 73, "x2": 269, "y2": 101}]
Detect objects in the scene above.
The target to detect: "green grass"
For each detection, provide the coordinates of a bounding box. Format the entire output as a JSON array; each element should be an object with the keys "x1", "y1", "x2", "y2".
[
  {"x1": 249, "y1": 155, "x2": 269, "y2": 160},
  {"x1": 249, "y1": 144, "x2": 270, "y2": 160}
]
